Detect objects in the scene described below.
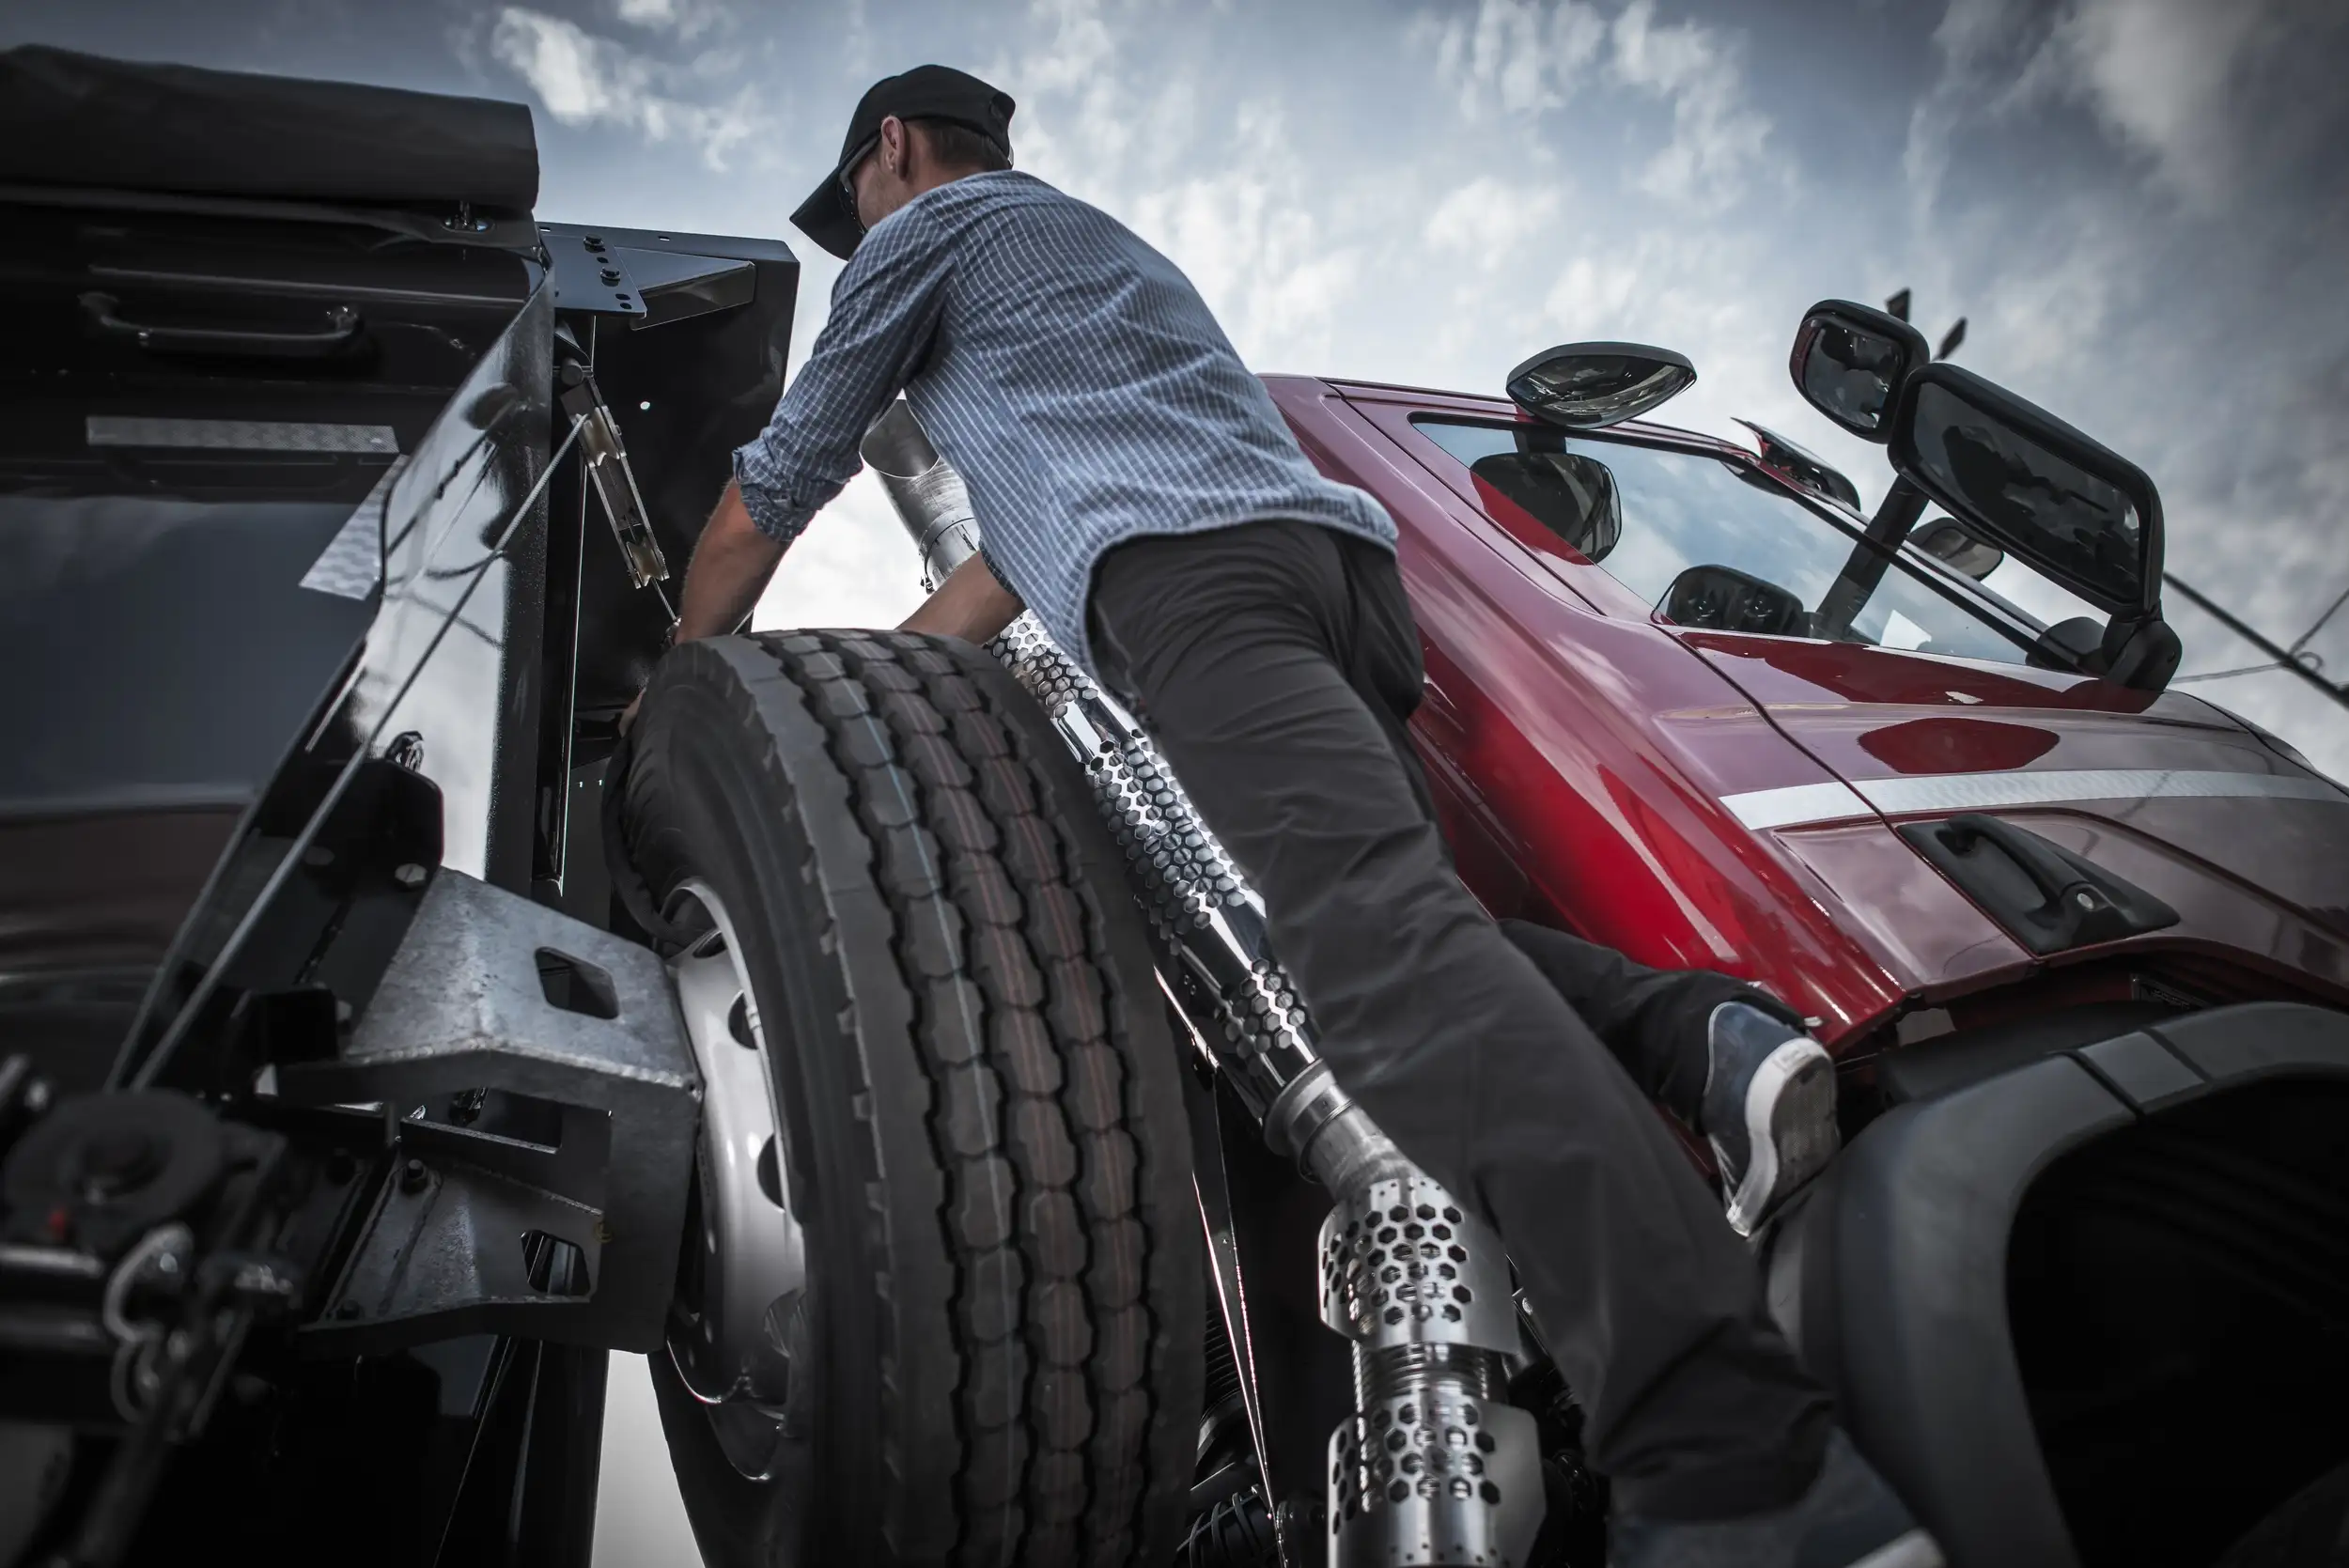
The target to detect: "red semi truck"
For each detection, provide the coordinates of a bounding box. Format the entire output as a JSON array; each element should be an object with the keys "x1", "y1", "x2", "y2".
[{"x1": 1235, "y1": 353, "x2": 2349, "y2": 1568}]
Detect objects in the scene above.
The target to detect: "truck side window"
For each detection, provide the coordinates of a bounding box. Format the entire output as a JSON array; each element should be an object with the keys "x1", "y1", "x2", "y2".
[{"x1": 1411, "y1": 415, "x2": 2035, "y2": 667}]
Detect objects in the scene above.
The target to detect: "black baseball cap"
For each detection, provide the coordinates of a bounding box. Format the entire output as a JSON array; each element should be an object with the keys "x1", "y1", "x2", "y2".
[{"x1": 790, "y1": 65, "x2": 1016, "y2": 260}]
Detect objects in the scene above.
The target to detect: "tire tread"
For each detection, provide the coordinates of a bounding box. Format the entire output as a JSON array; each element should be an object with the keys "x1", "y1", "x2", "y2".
[{"x1": 623, "y1": 629, "x2": 1197, "y2": 1568}]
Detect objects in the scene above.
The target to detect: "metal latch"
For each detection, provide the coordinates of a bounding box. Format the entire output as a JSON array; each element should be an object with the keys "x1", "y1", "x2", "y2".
[{"x1": 556, "y1": 362, "x2": 677, "y2": 619}]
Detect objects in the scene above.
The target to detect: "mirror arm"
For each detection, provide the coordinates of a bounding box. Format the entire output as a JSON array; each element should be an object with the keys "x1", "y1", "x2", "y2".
[{"x1": 1813, "y1": 475, "x2": 1931, "y2": 642}]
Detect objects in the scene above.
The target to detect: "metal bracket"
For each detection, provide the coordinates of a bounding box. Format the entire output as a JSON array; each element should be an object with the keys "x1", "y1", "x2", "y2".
[
  {"x1": 279, "y1": 870, "x2": 697, "y2": 1354},
  {"x1": 541, "y1": 228, "x2": 646, "y2": 318}
]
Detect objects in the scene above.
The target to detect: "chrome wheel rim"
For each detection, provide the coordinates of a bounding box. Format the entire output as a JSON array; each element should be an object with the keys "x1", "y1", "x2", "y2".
[{"x1": 665, "y1": 878, "x2": 811, "y2": 1484}]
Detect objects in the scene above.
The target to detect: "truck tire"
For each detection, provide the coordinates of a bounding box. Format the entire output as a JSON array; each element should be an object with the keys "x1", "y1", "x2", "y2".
[{"x1": 614, "y1": 629, "x2": 1203, "y2": 1568}]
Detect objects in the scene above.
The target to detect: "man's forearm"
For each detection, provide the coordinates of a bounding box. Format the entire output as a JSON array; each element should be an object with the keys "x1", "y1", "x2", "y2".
[{"x1": 677, "y1": 480, "x2": 787, "y2": 642}]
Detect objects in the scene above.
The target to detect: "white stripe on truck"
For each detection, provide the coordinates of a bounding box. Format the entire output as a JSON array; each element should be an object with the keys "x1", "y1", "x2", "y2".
[{"x1": 1722, "y1": 767, "x2": 2349, "y2": 831}]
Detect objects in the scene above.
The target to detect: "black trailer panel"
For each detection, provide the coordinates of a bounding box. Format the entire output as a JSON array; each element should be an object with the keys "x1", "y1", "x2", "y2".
[{"x1": 0, "y1": 50, "x2": 801, "y2": 1568}]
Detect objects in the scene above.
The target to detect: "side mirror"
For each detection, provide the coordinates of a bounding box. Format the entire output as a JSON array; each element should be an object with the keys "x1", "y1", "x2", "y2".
[
  {"x1": 1468, "y1": 450, "x2": 1623, "y2": 563},
  {"x1": 1658, "y1": 564, "x2": 1810, "y2": 638},
  {"x1": 1889, "y1": 362, "x2": 2162, "y2": 619},
  {"x1": 1507, "y1": 342, "x2": 1695, "y2": 430},
  {"x1": 1735, "y1": 419, "x2": 1861, "y2": 508},
  {"x1": 1789, "y1": 300, "x2": 1931, "y2": 442},
  {"x1": 1911, "y1": 515, "x2": 2004, "y2": 581}
]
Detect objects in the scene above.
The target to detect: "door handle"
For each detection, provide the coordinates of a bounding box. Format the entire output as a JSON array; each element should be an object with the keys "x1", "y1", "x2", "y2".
[{"x1": 1899, "y1": 813, "x2": 2178, "y2": 955}]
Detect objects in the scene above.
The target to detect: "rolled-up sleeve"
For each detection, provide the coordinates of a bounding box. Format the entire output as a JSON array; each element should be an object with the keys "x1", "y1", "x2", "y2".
[{"x1": 732, "y1": 207, "x2": 954, "y2": 545}]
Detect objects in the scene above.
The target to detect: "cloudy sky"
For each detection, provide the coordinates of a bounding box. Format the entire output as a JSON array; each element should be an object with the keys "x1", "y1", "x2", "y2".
[
  {"x1": 14, "y1": 0, "x2": 2348, "y2": 779},
  {"x1": 9, "y1": 0, "x2": 2349, "y2": 1551}
]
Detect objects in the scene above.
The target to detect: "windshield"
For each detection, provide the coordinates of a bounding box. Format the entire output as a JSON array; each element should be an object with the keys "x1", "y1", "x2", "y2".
[{"x1": 1414, "y1": 417, "x2": 2038, "y2": 666}]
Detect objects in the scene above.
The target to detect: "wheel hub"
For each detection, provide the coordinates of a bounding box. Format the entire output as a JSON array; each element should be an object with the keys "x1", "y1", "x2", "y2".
[{"x1": 664, "y1": 879, "x2": 807, "y2": 1475}]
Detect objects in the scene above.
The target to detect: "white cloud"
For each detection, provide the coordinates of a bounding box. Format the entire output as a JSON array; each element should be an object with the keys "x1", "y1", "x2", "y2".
[
  {"x1": 2037, "y1": 0, "x2": 2264, "y2": 205},
  {"x1": 979, "y1": 4, "x2": 1378, "y2": 370},
  {"x1": 1419, "y1": 0, "x2": 1606, "y2": 119},
  {"x1": 1125, "y1": 105, "x2": 1371, "y2": 368},
  {"x1": 1908, "y1": 0, "x2": 2322, "y2": 212},
  {"x1": 1428, "y1": 177, "x2": 1563, "y2": 265},
  {"x1": 1022, "y1": 0, "x2": 1120, "y2": 94},
  {"x1": 1902, "y1": 0, "x2": 2032, "y2": 210},
  {"x1": 1607, "y1": 0, "x2": 1769, "y2": 207},
  {"x1": 1413, "y1": 0, "x2": 1767, "y2": 210},
  {"x1": 490, "y1": 7, "x2": 764, "y2": 170},
  {"x1": 614, "y1": 0, "x2": 728, "y2": 42}
]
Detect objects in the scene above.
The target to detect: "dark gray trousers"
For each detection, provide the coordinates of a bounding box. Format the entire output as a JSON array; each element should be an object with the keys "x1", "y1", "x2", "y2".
[{"x1": 1089, "y1": 520, "x2": 1832, "y2": 1519}]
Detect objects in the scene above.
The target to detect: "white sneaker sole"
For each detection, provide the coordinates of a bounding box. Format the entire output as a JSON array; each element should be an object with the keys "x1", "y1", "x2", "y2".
[
  {"x1": 1721, "y1": 1038, "x2": 1838, "y2": 1236},
  {"x1": 1847, "y1": 1527, "x2": 1946, "y2": 1568}
]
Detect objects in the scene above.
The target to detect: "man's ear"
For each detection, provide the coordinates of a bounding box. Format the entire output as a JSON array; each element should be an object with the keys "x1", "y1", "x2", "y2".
[{"x1": 879, "y1": 115, "x2": 909, "y2": 179}]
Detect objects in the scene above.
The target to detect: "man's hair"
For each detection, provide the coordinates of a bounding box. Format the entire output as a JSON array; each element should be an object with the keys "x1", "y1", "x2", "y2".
[{"x1": 909, "y1": 116, "x2": 1010, "y2": 174}]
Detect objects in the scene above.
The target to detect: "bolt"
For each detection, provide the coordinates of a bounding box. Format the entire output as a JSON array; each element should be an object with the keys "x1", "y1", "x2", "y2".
[
  {"x1": 394, "y1": 863, "x2": 429, "y2": 889},
  {"x1": 399, "y1": 1157, "x2": 429, "y2": 1194},
  {"x1": 599, "y1": 268, "x2": 621, "y2": 286},
  {"x1": 2075, "y1": 891, "x2": 2097, "y2": 909},
  {"x1": 303, "y1": 846, "x2": 335, "y2": 868}
]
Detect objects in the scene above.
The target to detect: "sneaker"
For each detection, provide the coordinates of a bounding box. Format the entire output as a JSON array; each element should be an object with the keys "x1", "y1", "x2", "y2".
[
  {"x1": 1610, "y1": 1430, "x2": 1943, "y2": 1568},
  {"x1": 1703, "y1": 1001, "x2": 1840, "y2": 1236}
]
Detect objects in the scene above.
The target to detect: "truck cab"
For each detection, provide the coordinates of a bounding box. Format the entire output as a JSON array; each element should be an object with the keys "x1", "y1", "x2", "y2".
[{"x1": 1268, "y1": 356, "x2": 2349, "y2": 1568}]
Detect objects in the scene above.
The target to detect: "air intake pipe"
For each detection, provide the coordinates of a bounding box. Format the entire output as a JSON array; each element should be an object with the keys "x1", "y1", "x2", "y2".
[{"x1": 862, "y1": 403, "x2": 1543, "y2": 1567}]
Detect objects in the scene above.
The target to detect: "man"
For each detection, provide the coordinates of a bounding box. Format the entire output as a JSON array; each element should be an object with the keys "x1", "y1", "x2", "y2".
[{"x1": 640, "y1": 63, "x2": 1939, "y2": 1567}]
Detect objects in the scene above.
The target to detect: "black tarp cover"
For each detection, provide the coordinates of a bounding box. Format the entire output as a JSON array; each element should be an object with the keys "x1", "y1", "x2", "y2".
[{"x1": 0, "y1": 46, "x2": 538, "y2": 213}]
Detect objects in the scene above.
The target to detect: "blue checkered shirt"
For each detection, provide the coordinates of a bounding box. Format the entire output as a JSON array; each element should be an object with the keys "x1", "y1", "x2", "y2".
[{"x1": 732, "y1": 170, "x2": 1395, "y2": 674}]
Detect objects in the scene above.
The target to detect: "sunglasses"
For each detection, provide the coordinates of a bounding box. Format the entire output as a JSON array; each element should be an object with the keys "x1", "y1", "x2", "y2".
[{"x1": 838, "y1": 135, "x2": 879, "y2": 235}]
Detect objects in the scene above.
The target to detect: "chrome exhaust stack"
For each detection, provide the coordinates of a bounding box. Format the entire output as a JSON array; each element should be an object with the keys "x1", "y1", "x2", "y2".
[
  {"x1": 861, "y1": 401, "x2": 983, "y2": 592},
  {"x1": 863, "y1": 402, "x2": 1545, "y2": 1565}
]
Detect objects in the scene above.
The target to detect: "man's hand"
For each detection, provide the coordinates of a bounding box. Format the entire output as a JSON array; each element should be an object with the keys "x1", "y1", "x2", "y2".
[
  {"x1": 899, "y1": 551, "x2": 1024, "y2": 644},
  {"x1": 623, "y1": 480, "x2": 785, "y2": 736}
]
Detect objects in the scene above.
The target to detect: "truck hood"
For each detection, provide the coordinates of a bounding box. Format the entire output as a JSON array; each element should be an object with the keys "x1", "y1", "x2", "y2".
[{"x1": 1677, "y1": 632, "x2": 2349, "y2": 1001}]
